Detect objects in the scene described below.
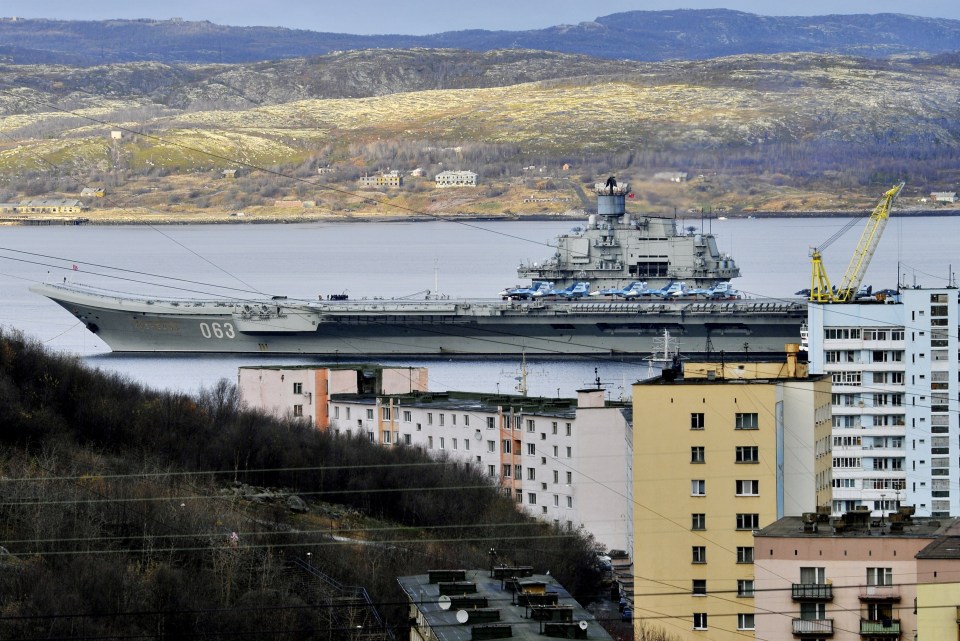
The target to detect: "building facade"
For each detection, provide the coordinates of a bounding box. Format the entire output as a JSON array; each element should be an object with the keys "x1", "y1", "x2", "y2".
[
  {"x1": 755, "y1": 513, "x2": 960, "y2": 641},
  {"x1": 238, "y1": 365, "x2": 633, "y2": 554},
  {"x1": 435, "y1": 170, "x2": 478, "y2": 187},
  {"x1": 809, "y1": 287, "x2": 959, "y2": 517},
  {"x1": 631, "y1": 352, "x2": 832, "y2": 641}
]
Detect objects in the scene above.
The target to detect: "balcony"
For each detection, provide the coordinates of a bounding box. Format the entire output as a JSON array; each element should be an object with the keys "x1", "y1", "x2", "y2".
[
  {"x1": 792, "y1": 584, "x2": 833, "y2": 601},
  {"x1": 792, "y1": 618, "x2": 834, "y2": 637},
  {"x1": 859, "y1": 618, "x2": 900, "y2": 636},
  {"x1": 859, "y1": 585, "x2": 901, "y2": 602}
]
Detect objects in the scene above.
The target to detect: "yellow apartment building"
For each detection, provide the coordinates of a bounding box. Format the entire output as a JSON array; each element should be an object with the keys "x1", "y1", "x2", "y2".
[{"x1": 632, "y1": 348, "x2": 833, "y2": 641}]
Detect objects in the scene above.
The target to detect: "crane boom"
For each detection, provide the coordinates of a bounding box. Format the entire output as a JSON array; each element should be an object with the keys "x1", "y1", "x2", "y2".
[{"x1": 809, "y1": 182, "x2": 904, "y2": 304}]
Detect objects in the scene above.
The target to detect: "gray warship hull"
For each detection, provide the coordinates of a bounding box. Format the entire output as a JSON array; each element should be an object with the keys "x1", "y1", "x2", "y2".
[{"x1": 31, "y1": 283, "x2": 806, "y2": 358}]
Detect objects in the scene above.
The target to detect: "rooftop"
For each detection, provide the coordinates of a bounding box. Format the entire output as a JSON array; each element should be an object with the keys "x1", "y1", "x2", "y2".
[
  {"x1": 330, "y1": 390, "x2": 596, "y2": 418},
  {"x1": 398, "y1": 569, "x2": 611, "y2": 641},
  {"x1": 756, "y1": 514, "x2": 960, "y2": 539}
]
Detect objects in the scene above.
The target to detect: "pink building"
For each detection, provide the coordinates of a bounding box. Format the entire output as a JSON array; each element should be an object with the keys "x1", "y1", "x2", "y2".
[
  {"x1": 754, "y1": 510, "x2": 959, "y2": 641},
  {"x1": 237, "y1": 364, "x2": 428, "y2": 429}
]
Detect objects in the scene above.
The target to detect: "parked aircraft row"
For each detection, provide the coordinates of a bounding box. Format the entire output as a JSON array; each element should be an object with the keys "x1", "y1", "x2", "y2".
[{"x1": 499, "y1": 281, "x2": 742, "y2": 301}]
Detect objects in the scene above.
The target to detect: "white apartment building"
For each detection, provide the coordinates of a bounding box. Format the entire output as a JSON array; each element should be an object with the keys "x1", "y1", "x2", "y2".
[
  {"x1": 809, "y1": 287, "x2": 959, "y2": 517},
  {"x1": 327, "y1": 388, "x2": 633, "y2": 553},
  {"x1": 238, "y1": 364, "x2": 634, "y2": 554}
]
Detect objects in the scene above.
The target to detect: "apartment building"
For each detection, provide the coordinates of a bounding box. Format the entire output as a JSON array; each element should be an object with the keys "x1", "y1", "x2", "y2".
[
  {"x1": 808, "y1": 287, "x2": 959, "y2": 517},
  {"x1": 327, "y1": 387, "x2": 633, "y2": 553},
  {"x1": 754, "y1": 511, "x2": 960, "y2": 641},
  {"x1": 631, "y1": 349, "x2": 832, "y2": 641},
  {"x1": 238, "y1": 364, "x2": 633, "y2": 553},
  {"x1": 399, "y1": 568, "x2": 612, "y2": 641},
  {"x1": 237, "y1": 364, "x2": 428, "y2": 427}
]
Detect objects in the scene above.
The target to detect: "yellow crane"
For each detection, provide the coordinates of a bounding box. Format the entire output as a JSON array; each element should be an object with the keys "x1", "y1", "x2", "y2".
[{"x1": 809, "y1": 182, "x2": 905, "y2": 303}]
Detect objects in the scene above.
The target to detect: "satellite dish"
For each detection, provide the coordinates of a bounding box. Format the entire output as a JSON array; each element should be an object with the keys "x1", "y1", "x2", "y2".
[
  {"x1": 456, "y1": 610, "x2": 470, "y2": 624},
  {"x1": 438, "y1": 595, "x2": 452, "y2": 611},
  {"x1": 578, "y1": 621, "x2": 588, "y2": 631},
  {"x1": 474, "y1": 431, "x2": 482, "y2": 441}
]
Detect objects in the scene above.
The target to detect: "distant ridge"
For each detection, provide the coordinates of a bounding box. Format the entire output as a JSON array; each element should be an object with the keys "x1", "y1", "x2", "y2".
[{"x1": 1, "y1": 10, "x2": 959, "y2": 65}]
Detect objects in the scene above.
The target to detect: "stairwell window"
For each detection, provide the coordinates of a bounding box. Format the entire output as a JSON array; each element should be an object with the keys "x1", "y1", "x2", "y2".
[
  {"x1": 691, "y1": 413, "x2": 705, "y2": 430},
  {"x1": 692, "y1": 546, "x2": 706, "y2": 564},
  {"x1": 692, "y1": 579, "x2": 706, "y2": 596},
  {"x1": 737, "y1": 546, "x2": 754, "y2": 564},
  {"x1": 691, "y1": 480, "x2": 706, "y2": 496},
  {"x1": 691, "y1": 513, "x2": 706, "y2": 530},
  {"x1": 737, "y1": 580, "x2": 754, "y2": 598},
  {"x1": 293, "y1": 405, "x2": 303, "y2": 417},
  {"x1": 737, "y1": 614, "x2": 755, "y2": 631},
  {"x1": 293, "y1": 382, "x2": 303, "y2": 394},
  {"x1": 735, "y1": 413, "x2": 758, "y2": 430},
  {"x1": 691, "y1": 446, "x2": 705, "y2": 463}
]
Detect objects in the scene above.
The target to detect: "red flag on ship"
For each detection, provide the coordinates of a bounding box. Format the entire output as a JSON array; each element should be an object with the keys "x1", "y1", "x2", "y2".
[
  {"x1": 628, "y1": 193, "x2": 635, "y2": 199},
  {"x1": 72, "y1": 264, "x2": 78, "y2": 271}
]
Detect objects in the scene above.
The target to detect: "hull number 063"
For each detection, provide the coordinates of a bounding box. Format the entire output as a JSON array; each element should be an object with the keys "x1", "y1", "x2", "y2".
[{"x1": 200, "y1": 322, "x2": 236, "y2": 339}]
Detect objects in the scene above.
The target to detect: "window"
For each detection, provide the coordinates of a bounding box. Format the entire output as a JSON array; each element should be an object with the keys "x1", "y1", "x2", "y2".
[
  {"x1": 691, "y1": 413, "x2": 705, "y2": 430},
  {"x1": 427, "y1": 412, "x2": 433, "y2": 425},
  {"x1": 334, "y1": 406, "x2": 340, "y2": 419},
  {"x1": 736, "y1": 513, "x2": 759, "y2": 530},
  {"x1": 382, "y1": 431, "x2": 391, "y2": 444},
  {"x1": 382, "y1": 407, "x2": 391, "y2": 420},
  {"x1": 866, "y1": 567, "x2": 892, "y2": 586},
  {"x1": 692, "y1": 546, "x2": 706, "y2": 564},
  {"x1": 403, "y1": 410, "x2": 411, "y2": 422},
  {"x1": 566, "y1": 423, "x2": 572, "y2": 436},
  {"x1": 452, "y1": 438, "x2": 457, "y2": 450},
  {"x1": 439, "y1": 437, "x2": 445, "y2": 449},
  {"x1": 692, "y1": 579, "x2": 706, "y2": 595},
  {"x1": 486, "y1": 417, "x2": 495, "y2": 429},
  {"x1": 736, "y1": 446, "x2": 759, "y2": 463},
  {"x1": 487, "y1": 440, "x2": 496, "y2": 453},
  {"x1": 488, "y1": 465, "x2": 496, "y2": 477},
  {"x1": 464, "y1": 415, "x2": 470, "y2": 426},
  {"x1": 528, "y1": 419, "x2": 536, "y2": 432},
  {"x1": 428, "y1": 436, "x2": 434, "y2": 449},
  {"x1": 736, "y1": 580, "x2": 754, "y2": 598},
  {"x1": 566, "y1": 446, "x2": 572, "y2": 458},
  {"x1": 692, "y1": 613, "x2": 707, "y2": 630},
  {"x1": 691, "y1": 480, "x2": 705, "y2": 496},
  {"x1": 691, "y1": 446, "x2": 705, "y2": 463},
  {"x1": 293, "y1": 404, "x2": 303, "y2": 417},
  {"x1": 528, "y1": 493, "x2": 537, "y2": 505},
  {"x1": 452, "y1": 414, "x2": 457, "y2": 425},
  {"x1": 551, "y1": 421, "x2": 557, "y2": 434},
  {"x1": 800, "y1": 567, "x2": 826, "y2": 584},
  {"x1": 800, "y1": 602, "x2": 825, "y2": 620},
  {"x1": 293, "y1": 382, "x2": 303, "y2": 394},
  {"x1": 403, "y1": 434, "x2": 411, "y2": 445},
  {"x1": 737, "y1": 614, "x2": 754, "y2": 631},
  {"x1": 566, "y1": 496, "x2": 572, "y2": 508},
  {"x1": 566, "y1": 471, "x2": 572, "y2": 484},
  {"x1": 735, "y1": 413, "x2": 758, "y2": 430},
  {"x1": 737, "y1": 547, "x2": 754, "y2": 564},
  {"x1": 502, "y1": 439, "x2": 512, "y2": 454},
  {"x1": 439, "y1": 414, "x2": 444, "y2": 426},
  {"x1": 553, "y1": 494, "x2": 559, "y2": 506},
  {"x1": 736, "y1": 480, "x2": 759, "y2": 496},
  {"x1": 691, "y1": 513, "x2": 705, "y2": 530},
  {"x1": 503, "y1": 464, "x2": 512, "y2": 478},
  {"x1": 345, "y1": 407, "x2": 350, "y2": 419},
  {"x1": 515, "y1": 489, "x2": 522, "y2": 503},
  {"x1": 527, "y1": 468, "x2": 536, "y2": 481}
]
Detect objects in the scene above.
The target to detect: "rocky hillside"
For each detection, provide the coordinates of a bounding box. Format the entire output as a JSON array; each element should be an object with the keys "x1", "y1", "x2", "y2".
[{"x1": 1, "y1": 10, "x2": 959, "y2": 65}]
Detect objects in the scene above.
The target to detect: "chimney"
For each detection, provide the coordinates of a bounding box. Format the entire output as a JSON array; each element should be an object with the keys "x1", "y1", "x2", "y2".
[{"x1": 785, "y1": 343, "x2": 799, "y2": 377}]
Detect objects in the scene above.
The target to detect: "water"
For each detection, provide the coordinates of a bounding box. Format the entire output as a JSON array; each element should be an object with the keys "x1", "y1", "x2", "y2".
[{"x1": 1, "y1": 215, "x2": 957, "y2": 397}]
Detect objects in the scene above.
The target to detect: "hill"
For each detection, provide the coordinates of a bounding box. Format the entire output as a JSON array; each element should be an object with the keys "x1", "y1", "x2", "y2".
[
  {"x1": 0, "y1": 328, "x2": 600, "y2": 638},
  {"x1": 1, "y1": 50, "x2": 960, "y2": 216},
  {"x1": 1, "y1": 10, "x2": 959, "y2": 65}
]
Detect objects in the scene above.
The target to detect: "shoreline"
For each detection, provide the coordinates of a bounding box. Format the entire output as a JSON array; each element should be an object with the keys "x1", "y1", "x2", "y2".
[{"x1": 1, "y1": 208, "x2": 956, "y2": 227}]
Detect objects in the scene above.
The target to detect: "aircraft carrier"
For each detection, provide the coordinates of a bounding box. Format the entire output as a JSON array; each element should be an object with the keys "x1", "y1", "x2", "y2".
[{"x1": 31, "y1": 181, "x2": 806, "y2": 358}]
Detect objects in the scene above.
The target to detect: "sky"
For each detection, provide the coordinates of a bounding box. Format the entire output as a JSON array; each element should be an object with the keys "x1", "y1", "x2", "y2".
[{"x1": 4, "y1": 0, "x2": 960, "y2": 35}]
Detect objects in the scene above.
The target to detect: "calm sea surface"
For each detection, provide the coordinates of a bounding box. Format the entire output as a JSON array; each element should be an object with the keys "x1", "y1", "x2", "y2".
[{"x1": 1, "y1": 216, "x2": 957, "y2": 397}]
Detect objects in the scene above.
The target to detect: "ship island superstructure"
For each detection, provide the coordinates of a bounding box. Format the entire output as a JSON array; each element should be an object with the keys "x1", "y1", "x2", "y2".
[
  {"x1": 30, "y1": 179, "x2": 806, "y2": 358},
  {"x1": 519, "y1": 180, "x2": 739, "y2": 290}
]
